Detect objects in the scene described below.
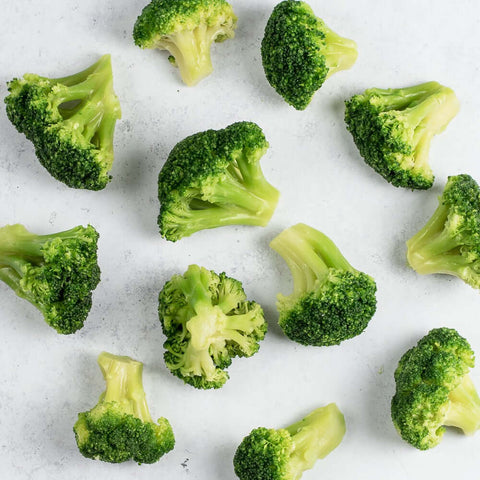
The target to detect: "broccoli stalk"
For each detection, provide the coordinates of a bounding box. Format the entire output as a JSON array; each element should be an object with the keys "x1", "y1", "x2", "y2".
[
  {"x1": 74, "y1": 352, "x2": 175, "y2": 464},
  {"x1": 270, "y1": 223, "x2": 377, "y2": 346},
  {"x1": 159, "y1": 265, "x2": 267, "y2": 389},
  {"x1": 0, "y1": 224, "x2": 100, "y2": 334},
  {"x1": 444, "y1": 374, "x2": 480, "y2": 435},
  {"x1": 233, "y1": 403, "x2": 346, "y2": 480},
  {"x1": 5, "y1": 54, "x2": 121, "y2": 190},
  {"x1": 406, "y1": 174, "x2": 480, "y2": 289}
]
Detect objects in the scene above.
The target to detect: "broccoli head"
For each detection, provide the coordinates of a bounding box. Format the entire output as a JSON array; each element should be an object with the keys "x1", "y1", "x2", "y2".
[
  {"x1": 158, "y1": 264, "x2": 267, "y2": 389},
  {"x1": 4, "y1": 54, "x2": 121, "y2": 190},
  {"x1": 133, "y1": 0, "x2": 237, "y2": 86},
  {"x1": 391, "y1": 328, "x2": 480, "y2": 450},
  {"x1": 74, "y1": 351, "x2": 175, "y2": 464},
  {"x1": 233, "y1": 403, "x2": 346, "y2": 480},
  {"x1": 158, "y1": 121, "x2": 279, "y2": 241},
  {"x1": 270, "y1": 223, "x2": 377, "y2": 346},
  {"x1": 345, "y1": 81, "x2": 459, "y2": 189},
  {"x1": 406, "y1": 174, "x2": 480, "y2": 289},
  {"x1": 261, "y1": 1, "x2": 357, "y2": 110},
  {"x1": 0, "y1": 224, "x2": 100, "y2": 334}
]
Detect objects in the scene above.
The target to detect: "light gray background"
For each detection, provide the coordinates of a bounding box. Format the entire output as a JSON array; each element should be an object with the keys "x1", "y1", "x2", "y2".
[{"x1": 1, "y1": 1, "x2": 480, "y2": 478}]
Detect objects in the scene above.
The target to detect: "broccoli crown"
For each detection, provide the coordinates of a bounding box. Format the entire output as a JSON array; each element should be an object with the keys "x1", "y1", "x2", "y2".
[
  {"x1": 261, "y1": 0, "x2": 357, "y2": 110},
  {"x1": 406, "y1": 174, "x2": 480, "y2": 289},
  {"x1": 74, "y1": 352, "x2": 175, "y2": 464},
  {"x1": 158, "y1": 264, "x2": 267, "y2": 389},
  {"x1": 233, "y1": 403, "x2": 346, "y2": 480},
  {"x1": 391, "y1": 328, "x2": 480, "y2": 450},
  {"x1": 0, "y1": 224, "x2": 100, "y2": 334},
  {"x1": 158, "y1": 121, "x2": 279, "y2": 241},
  {"x1": 270, "y1": 223, "x2": 377, "y2": 346},
  {"x1": 133, "y1": 0, "x2": 237, "y2": 86},
  {"x1": 345, "y1": 81, "x2": 459, "y2": 189},
  {"x1": 5, "y1": 54, "x2": 121, "y2": 190}
]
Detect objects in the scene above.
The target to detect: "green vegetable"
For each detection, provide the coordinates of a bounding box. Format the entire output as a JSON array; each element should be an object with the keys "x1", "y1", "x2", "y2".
[
  {"x1": 158, "y1": 121, "x2": 279, "y2": 241},
  {"x1": 133, "y1": 0, "x2": 237, "y2": 86},
  {"x1": 159, "y1": 264, "x2": 267, "y2": 389},
  {"x1": 270, "y1": 223, "x2": 377, "y2": 346},
  {"x1": 407, "y1": 174, "x2": 480, "y2": 289},
  {"x1": 0, "y1": 224, "x2": 100, "y2": 334},
  {"x1": 74, "y1": 352, "x2": 175, "y2": 463},
  {"x1": 233, "y1": 403, "x2": 346, "y2": 480},
  {"x1": 391, "y1": 328, "x2": 480, "y2": 450},
  {"x1": 345, "y1": 81, "x2": 459, "y2": 189},
  {"x1": 261, "y1": 0, "x2": 357, "y2": 110},
  {"x1": 4, "y1": 54, "x2": 121, "y2": 190}
]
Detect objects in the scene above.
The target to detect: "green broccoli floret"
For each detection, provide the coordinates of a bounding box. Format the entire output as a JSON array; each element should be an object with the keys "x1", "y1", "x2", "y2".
[
  {"x1": 74, "y1": 351, "x2": 175, "y2": 464},
  {"x1": 345, "y1": 81, "x2": 459, "y2": 189},
  {"x1": 233, "y1": 403, "x2": 346, "y2": 480},
  {"x1": 261, "y1": 1, "x2": 357, "y2": 110},
  {"x1": 270, "y1": 223, "x2": 377, "y2": 346},
  {"x1": 4, "y1": 54, "x2": 121, "y2": 190},
  {"x1": 406, "y1": 174, "x2": 480, "y2": 289},
  {"x1": 158, "y1": 121, "x2": 279, "y2": 241},
  {"x1": 0, "y1": 224, "x2": 100, "y2": 334},
  {"x1": 133, "y1": 0, "x2": 237, "y2": 86},
  {"x1": 391, "y1": 328, "x2": 480, "y2": 450},
  {"x1": 158, "y1": 264, "x2": 267, "y2": 389}
]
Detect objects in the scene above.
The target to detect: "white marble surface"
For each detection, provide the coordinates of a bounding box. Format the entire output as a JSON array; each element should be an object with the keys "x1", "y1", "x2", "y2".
[{"x1": 1, "y1": 1, "x2": 480, "y2": 478}]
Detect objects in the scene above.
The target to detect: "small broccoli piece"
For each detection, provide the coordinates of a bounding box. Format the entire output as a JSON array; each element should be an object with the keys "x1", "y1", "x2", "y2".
[
  {"x1": 158, "y1": 264, "x2": 267, "y2": 389},
  {"x1": 0, "y1": 224, "x2": 100, "y2": 334},
  {"x1": 270, "y1": 223, "x2": 377, "y2": 346},
  {"x1": 406, "y1": 174, "x2": 480, "y2": 289},
  {"x1": 261, "y1": 1, "x2": 357, "y2": 110},
  {"x1": 391, "y1": 328, "x2": 480, "y2": 450},
  {"x1": 233, "y1": 403, "x2": 346, "y2": 480},
  {"x1": 158, "y1": 121, "x2": 279, "y2": 241},
  {"x1": 345, "y1": 81, "x2": 459, "y2": 189},
  {"x1": 133, "y1": 0, "x2": 237, "y2": 86},
  {"x1": 4, "y1": 54, "x2": 121, "y2": 190},
  {"x1": 74, "y1": 351, "x2": 175, "y2": 464}
]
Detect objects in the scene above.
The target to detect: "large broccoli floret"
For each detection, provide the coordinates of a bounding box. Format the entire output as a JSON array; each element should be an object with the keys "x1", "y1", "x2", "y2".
[
  {"x1": 0, "y1": 224, "x2": 100, "y2": 334},
  {"x1": 391, "y1": 328, "x2": 480, "y2": 450},
  {"x1": 233, "y1": 403, "x2": 345, "y2": 480},
  {"x1": 4, "y1": 54, "x2": 121, "y2": 190},
  {"x1": 158, "y1": 264, "x2": 267, "y2": 389},
  {"x1": 261, "y1": 1, "x2": 357, "y2": 110},
  {"x1": 345, "y1": 81, "x2": 459, "y2": 189},
  {"x1": 74, "y1": 352, "x2": 175, "y2": 463},
  {"x1": 406, "y1": 174, "x2": 480, "y2": 289},
  {"x1": 133, "y1": 0, "x2": 237, "y2": 86},
  {"x1": 158, "y1": 121, "x2": 279, "y2": 241},
  {"x1": 270, "y1": 223, "x2": 377, "y2": 346}
]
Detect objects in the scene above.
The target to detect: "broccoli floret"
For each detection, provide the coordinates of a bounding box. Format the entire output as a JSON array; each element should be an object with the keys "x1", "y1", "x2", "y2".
[
  {"x1": 391, "y1": 328, "x2": 480, "y2": 450},
  {"x1": 158, "y1": 264, "x2": 267, "y2": 389},
  {"x1": 133, "y1": 0, "x2": 237, "y2": 86},
  {"x1": 158, "y1": 121, "x2": 279, "y2": 241},
  {"x1": 261, "y1": 1, "x2": 357, "y2": 110},
  {"x1": 270, "y1": 223, "x2": 377, "y2": 346},
  {"x1": 345, "y1": 81, "x2": 459, "y2": 189},
  {"x1": 406, "y1": 174, "x2": 480, "y2": 289},
  {"x1": 74, "y1": 351, "x2": 175, "y2": 464},
  {"x1": 233, "y1": 403, "x2": 345, "y2": 480},
  {"x1": 4, "y1": 54, "x2": 121, "y2": 190},
  {"x1": 0, "y1": 224, "x2": 100, "y2": 334}
]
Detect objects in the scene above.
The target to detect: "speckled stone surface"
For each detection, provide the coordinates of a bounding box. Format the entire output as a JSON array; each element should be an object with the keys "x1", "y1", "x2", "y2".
[{"x1": 1, "y1": 1, "x2": 480, "y2": 479}]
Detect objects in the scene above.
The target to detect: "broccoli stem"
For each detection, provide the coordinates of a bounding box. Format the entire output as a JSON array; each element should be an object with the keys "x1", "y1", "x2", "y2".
[
  {"x1": 322, "y1": 24, "x2": 358, "y2": 77},
  {"x1": 444, "y1": 375, "x2": 480, "y2": 435},
  {"x1": 98, "y1": 352, "x2": 153, "y2": 423},
  {"x1": 285, "y1": 404, "x2": 346, "y2": 480},
  {"x1": 270, "y1": 223, "x2": 353, "y2": 297}
]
